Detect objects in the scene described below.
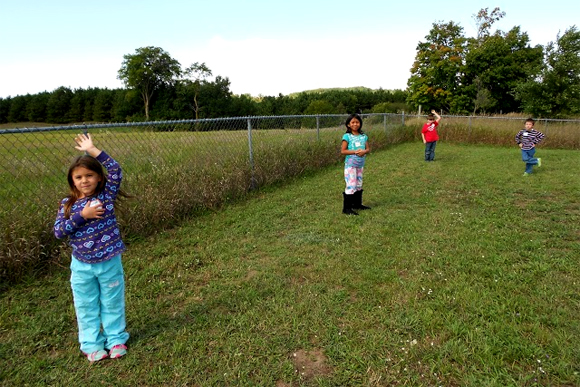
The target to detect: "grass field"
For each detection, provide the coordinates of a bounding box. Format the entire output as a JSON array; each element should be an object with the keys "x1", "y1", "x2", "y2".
[{"x1": 1, "y1": 142, "x2": 579, "y2": 386}]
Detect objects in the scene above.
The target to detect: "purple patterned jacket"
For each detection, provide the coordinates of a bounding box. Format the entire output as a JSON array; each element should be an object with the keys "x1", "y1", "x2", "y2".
[{"x1": 54, "y1": 151, "x2": 126, "y2": 263}]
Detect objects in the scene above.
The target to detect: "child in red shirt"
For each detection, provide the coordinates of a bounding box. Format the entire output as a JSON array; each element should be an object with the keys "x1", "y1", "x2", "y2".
[{"x1": 421, "y1": 110, "x2": 441, "y2": 161}]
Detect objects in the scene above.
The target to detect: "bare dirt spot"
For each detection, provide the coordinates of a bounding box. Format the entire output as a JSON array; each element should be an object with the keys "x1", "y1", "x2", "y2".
[
  {"x1": 245, "y1": 269, "x2": 258, "y2": 281},
  {"x1": 290, "y1": 348, "x2": 333, "y2": 382}
]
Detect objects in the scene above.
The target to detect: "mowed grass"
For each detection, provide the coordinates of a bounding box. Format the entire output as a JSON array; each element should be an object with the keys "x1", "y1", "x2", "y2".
[{"x1": 1, "y1": 142, "x2": 579, "y2": 386}]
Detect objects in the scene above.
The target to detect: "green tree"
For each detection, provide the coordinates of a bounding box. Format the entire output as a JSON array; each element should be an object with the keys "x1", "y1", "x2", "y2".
[
  {"x1": 196, "y1": 76, "x2": 233, "y2": 118},
  {"x1": 371, "y1": 101, "x2": 407, "y2": 113},
  {"x1": 7, "y1": 95, "x2": 28, "y2": 122},
  {"x1": 230, "y1": 94, "x2": 258, "y2": 117},
  {"x1": 473, "y1": 7, "x2": 505, "y2": 40},
  {"x1": 26, "y1": 92, "x2": 49, "y2": 122},
  {"x1": 464, "y1": 26, "x2": 543, "y2": 113},
  {"x1": 93, "y1": 89, "x2": 115, "y2": 122},
  {"x1": 302, "y1": 99, "x2": 335, "y2": 128},
  {"x1": 82, "y1": 88, "x2": 100, "y2": 122},
  {"x1": 324, "y1": 90, "x2": 358, "y2": 113},
  {"x1": 468, "y1": 7, "x2": 505, "y2": 114},
  {"x1": 256, "y1": 95, "x2": 276, "y2": 116},
  {"x1": 471, "y1": 76, "x2": 494, "y2": 114},
  {"x1": 46, "y1": 87, "x2": 73, "y2": 123},
  {"x1": 304, "y1": 99, "x2": 335, "y2": 115},
  {"x1": 0, "y1": 97, "x2": 11, "y2": 123},
  {"x1": 112, "y1": 89, "x2": 140, "y2": 122},
  {"x1": 181, "y1": 62, "x2": 212, "y2": 119},
  {"x1": 68, "y1": 89, "x2": 87, "y2": 122},
  {"x1": 118, "y1": 46, "x2": 181, "y2": 120},
  {"x1": 516, "y1": 26, "x2": 580, "y2": 117},
  {"x1": 407, "y1": 21, "x2": 468, "y2": 113}
]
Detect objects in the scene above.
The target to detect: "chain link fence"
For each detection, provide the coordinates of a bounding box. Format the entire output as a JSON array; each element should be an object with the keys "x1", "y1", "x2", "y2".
[
  {"x1": 2, "y1": 112, "x2": 578, "y2": 218},
  {"x1": 0, "y1": 113, "x2": 405, "y2": 207},
  {"x1": 2, "y1": 112, "x2": 580, "y2": 283},
  {"x1": 1, "y1": 113, "x2": 409, "y2": 283}
]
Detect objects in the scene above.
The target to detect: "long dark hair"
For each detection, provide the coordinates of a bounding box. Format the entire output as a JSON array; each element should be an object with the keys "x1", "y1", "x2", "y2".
[
  {"x1": 345, "y1": 113, "x2": 364, "y2": 134},
  {"x1": 63, "y1": 155, "x2": 131, "y2": 218}
]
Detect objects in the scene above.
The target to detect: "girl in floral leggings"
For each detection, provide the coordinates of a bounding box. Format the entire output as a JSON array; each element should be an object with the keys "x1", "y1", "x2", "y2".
[{"x1": 340, "y1": 113, "x2": 371, "y2": 215}]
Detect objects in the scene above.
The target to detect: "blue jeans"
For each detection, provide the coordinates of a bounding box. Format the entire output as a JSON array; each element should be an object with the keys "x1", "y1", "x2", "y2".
[
  {"x1": 425, "y1": 141, "x2": 437, "y2": 161},
  {"x1": 70, "y1": 254, "x2": 129, "y2": 353},
  {"x1": 521, "y1": 148, "x2": 539, "y2": 174}
]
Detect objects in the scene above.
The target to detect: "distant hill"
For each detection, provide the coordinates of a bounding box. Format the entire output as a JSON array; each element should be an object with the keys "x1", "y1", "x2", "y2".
[{"x1": 288, "y1": 86, "x2": 375, "y2": 97}]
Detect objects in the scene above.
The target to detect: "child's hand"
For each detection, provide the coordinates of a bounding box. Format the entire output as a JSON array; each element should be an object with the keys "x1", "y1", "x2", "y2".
[
  {"x1": 81, "y1": 199, "x2": 105, "y2": 220},
  {"x1": 74, "y1": 133, "x2": 101, "y2": 157},
  {"x1": 75, "y1": 133, "x2": 94, "y2": 151}
]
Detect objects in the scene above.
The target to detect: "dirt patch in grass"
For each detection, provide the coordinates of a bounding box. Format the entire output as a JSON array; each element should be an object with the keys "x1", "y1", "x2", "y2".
[{"x1": 290, "y1": 348, "x2": 333, "y2": 383}]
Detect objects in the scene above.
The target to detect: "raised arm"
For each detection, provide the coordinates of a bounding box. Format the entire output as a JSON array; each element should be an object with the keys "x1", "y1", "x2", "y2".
[{"x1": 431, "y1": 110, "x2": 441, "y2": 123}]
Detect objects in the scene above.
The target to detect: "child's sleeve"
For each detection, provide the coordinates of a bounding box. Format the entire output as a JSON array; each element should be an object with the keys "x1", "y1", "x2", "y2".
[
  {"x1": 97, "y1": 151, "x2": 122, "y2": 199},
  {"x1": 53, "y1": 199, "x2": 88, "y2": 239}
]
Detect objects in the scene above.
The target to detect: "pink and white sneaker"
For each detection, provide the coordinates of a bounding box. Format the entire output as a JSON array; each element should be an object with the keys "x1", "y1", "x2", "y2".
[
  {"x1": 84, "y1": 349, "x2": 108, "y2": 362},
  {"x1": 109, "y1": 344, "x2": 127, "y2": 359}
]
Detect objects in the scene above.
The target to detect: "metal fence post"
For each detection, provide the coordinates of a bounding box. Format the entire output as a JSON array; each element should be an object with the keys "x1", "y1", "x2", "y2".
[
  {"x1": 383, "y1": 114, "x2": 387, "y2": 135},
  {"x1": 247, "y1": 118, "x2": 256, "y2": 189},
  {"x1": 468, "y1": 116, "x2": 472, "y2": 141},
  {"x1": 316, "y1": 115, "x2": 320, "y2": 141},
  {"x1": 83, "y1": 126, "x2": 88, "y2": 154},
  {"x1": 402, "y1": 111, "x2": 405, "y2": 126}
]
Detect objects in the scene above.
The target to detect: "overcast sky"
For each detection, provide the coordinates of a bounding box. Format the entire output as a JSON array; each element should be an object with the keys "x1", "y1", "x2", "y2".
[{"x1": 0, "y1": 0, "x2": 578, "y2": 98}]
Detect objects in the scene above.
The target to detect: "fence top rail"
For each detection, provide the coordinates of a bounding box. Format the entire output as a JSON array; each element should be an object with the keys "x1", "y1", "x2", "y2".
[
  {"x1": 0, "y1": 115, "x2": 342, "y2": 134},
  {"x1": 1, "y1": 114, "x2": 578, "y2": 135},
  {"x1": 442, "y1": 115, "x2": 580, "y2": 122},
  {"x1": 0, "y1": 114, "x2": 352, "y2": 135}
]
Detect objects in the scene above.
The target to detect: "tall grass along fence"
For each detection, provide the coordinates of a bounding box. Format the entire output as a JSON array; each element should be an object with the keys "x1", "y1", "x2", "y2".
[
  {"x1": 0, "y1": 113, "x2": 410, "y2": 286},
  {"x1": 2, "y1": 113, "x2": 579, "y2": 287},
  {"x1": 434, "y1": 115, "x2": 580, "y2": 148}
]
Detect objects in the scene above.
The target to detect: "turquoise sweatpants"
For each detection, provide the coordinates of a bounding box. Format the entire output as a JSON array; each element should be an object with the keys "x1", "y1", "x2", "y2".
[{"x1": 70, "y1": 254, "x2": 129, "y2": 354}]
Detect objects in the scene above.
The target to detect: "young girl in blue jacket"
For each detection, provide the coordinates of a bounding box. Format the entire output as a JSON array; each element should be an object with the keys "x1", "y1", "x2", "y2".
[{"x1": 54, "y1": 133, "x2": 129, "y2": 362}]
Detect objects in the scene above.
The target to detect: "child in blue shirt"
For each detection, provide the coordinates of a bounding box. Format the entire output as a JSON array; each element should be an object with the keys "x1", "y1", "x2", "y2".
[
  {"x1": 341, "y1": 113, "x2": 371, "y2": 215},
  {"x1": 54, "y1": 133, "x2": 130, "y2": 362}
]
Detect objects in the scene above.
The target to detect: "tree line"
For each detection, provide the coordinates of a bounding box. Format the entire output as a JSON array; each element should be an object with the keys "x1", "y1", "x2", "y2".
[
  {"x1": 407, "y1": 8, "x2": 580, "y2": 117},
  {"x1": 0, "y1": 46, "x2": 407, "y2": 126},
  {"x1": 0, "y1": 82, "x2": 407, "y2": 125}
]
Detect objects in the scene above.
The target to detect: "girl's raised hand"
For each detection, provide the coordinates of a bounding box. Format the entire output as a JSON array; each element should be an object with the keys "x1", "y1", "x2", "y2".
[
  {"x1": 74, "y1": 133, "x2": 94, "y2": 151},
  {"x1": 74, "y1": 133, "x2": 101, "y2": 157}
]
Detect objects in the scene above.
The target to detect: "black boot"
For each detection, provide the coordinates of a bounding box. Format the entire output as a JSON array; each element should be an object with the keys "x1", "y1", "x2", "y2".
[
  {"x1": 342, "y1": 192, "x2": 359, "y2": 215},
  {"x1": 353, "y1": 190, "x2": 371, "y2": 210}
]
